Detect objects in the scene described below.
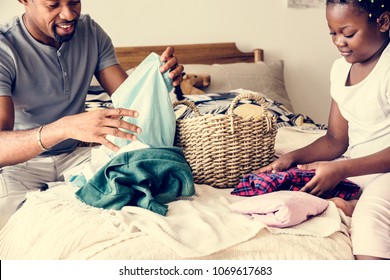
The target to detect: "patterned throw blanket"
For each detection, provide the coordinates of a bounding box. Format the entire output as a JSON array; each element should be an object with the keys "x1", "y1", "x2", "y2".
[
  {"x1": 86, "y1": 87, "x2": 327, "y2": 129},
  {"x1": 174, "y1": 91, "x2": 327, "y2": 129}
]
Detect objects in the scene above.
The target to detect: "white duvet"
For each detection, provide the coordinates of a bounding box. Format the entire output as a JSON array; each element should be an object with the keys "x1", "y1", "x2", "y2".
[
  {"x1": 0, "y1": 127, "x2": 354, "y2": 260},
  {"x1": 0, "y1": 182, "x2": 353, "y2": 260}
]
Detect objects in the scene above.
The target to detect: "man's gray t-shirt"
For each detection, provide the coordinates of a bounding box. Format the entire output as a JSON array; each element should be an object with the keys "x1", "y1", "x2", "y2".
[{"x1": 0, "y1": 14, "x2": 118, "y2": 155}]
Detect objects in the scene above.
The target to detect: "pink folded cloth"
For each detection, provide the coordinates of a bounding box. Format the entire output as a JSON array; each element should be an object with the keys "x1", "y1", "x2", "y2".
[{"x1": 229, "y1": 191, "x2": 329, "y2": 228}]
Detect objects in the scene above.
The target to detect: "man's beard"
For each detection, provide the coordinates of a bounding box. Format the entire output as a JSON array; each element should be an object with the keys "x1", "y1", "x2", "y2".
[{"x1": 53, "y1": 22, "x2": 77, "y2": 44}]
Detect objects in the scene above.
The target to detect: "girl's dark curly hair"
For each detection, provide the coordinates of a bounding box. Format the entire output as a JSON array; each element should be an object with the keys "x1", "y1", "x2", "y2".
[{"x1": 326, "y1": 0, "x2": 390, "y2": 22}]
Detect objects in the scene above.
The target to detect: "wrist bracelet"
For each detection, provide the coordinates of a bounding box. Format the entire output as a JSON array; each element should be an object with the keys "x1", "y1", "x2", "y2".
[{"x1": 37, "y1": 125, "x2": 50, "y2": 152}]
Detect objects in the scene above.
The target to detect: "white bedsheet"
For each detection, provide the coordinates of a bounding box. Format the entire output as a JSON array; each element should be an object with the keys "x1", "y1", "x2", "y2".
[
  {"x1": 0, "y1": 126, "x2": 354, "y2": 260},
  {"x1": 0, "y1": 183, "x2": 352, "y2": 260}
]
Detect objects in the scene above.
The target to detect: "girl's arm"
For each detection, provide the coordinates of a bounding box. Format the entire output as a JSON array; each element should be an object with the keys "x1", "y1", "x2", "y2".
[
  {"x1": 297, "y1": 143, "x2": 390, "y2": 197},
  {"x1": 257, "y1": 99, "x2": 349, "y2": 173},
  {"x1": 297, "y1": 101, "x2": 390, "y2": 196},
  {"x1": 311, "y1": 146, "x2": 390, "y2": 179}
]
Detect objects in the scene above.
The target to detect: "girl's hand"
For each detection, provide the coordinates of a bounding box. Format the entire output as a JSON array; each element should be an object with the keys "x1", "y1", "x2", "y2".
[
  {"x1": 160, "y1": 47, "x2": 184, "y2": 87},
  {"x1": 298, "y1": 161, "x2": 344, "y2": 197},
  {"x1": 254, "y1": 154, "x2": 294, "y2": 173}
]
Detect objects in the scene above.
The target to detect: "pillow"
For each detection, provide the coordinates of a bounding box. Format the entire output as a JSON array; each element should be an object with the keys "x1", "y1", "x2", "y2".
[
  {"x1": 183, "y1": 61, "x2": 293, "y2": 112},
  {"x1": 90, "y1": 61, "x2": 293, "y2": 112}
]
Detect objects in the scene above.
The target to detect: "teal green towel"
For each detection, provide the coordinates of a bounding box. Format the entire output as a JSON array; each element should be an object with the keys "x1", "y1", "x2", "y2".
[{"x1": 75, "y1": 147, "x2": 195, "y2": 215}]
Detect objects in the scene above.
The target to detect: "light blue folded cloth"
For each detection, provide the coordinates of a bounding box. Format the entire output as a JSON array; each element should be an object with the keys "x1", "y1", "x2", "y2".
[{"x1": 110, "y1": 52, "x2": 175, "y2": 150}]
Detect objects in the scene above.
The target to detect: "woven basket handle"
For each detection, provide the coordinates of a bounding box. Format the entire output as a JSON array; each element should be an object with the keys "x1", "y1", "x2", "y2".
[
  {"x1": 227, "y1": 92, "x2": 268, "y2": 116},
  {"x1": 228, "y1": 92, "x2": 274, "y2": 133},
  {"x1": 172, "y1": 99, "x2": 201, "y2": 116}
]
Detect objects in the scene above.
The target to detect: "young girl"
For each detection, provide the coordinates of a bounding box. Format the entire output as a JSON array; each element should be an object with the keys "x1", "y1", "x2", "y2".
[{"x1": 258, "y1": 0, "x2": 390, "y2": 260}]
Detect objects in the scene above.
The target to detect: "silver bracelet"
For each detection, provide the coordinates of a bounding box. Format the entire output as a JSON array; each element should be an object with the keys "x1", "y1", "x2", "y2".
[{"x1": 37, "y1": 125, "x2": 50, "y2": 152}]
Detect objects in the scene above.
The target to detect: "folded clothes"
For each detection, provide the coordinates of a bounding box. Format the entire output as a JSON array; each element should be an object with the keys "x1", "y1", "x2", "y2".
[
  {"x1": 231, "y1": 167, "x2": 360, "y2": 200},
  {"x1": 229, "y1": 190, "x2": 329, "y2": 228},
  {"x1": 110, "y1": 52, "x2": 175, "y2": 151},
  {"x1": 75, "y1": 147, "x2": 195, "y2": 215}
]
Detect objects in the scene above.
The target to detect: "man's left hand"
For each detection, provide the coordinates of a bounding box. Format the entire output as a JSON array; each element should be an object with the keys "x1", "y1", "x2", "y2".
[{"x1": 160, "y1": 47, "x2": 184, "y2": 87}]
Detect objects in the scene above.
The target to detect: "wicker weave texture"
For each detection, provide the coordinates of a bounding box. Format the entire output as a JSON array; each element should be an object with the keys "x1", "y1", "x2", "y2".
[{"x1": 174, "y1": 92, "x2": 277, "y2": 188}]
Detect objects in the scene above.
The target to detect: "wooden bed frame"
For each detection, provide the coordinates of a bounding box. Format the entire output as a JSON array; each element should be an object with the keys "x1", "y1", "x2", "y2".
[{"x1": 115, "y1": 42, "x2": 264, "y2": 70}]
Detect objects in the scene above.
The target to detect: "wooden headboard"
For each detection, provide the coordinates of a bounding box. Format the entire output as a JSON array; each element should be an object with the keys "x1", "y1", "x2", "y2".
[{"x1": 114, "y1": 42, "x2": 264, "y2": 70}]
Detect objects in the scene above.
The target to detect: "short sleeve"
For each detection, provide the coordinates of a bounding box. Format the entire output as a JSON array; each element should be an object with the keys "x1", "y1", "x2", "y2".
[{"x1": 0, "y1": 36, "x2": 16, "y2": 98}]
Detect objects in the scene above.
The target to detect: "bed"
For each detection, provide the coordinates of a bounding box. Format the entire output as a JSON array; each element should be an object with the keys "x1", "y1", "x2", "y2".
[{"x1": 0, "y1": 42, "x2": 353, "y2": 260}]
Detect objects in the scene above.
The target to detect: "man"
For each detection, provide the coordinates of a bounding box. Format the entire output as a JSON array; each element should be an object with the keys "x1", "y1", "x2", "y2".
[{"x1": 0, "y1": 0, "x2": 184, "y2": 228}]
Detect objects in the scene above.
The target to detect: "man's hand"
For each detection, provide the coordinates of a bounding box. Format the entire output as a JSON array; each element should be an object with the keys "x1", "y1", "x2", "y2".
[
  {"x1": 62, "y1": 108, "x2": 141, "y2": 152},
  {"x1": 160, "y1": 46, "x2": 184, "y2": 87}
]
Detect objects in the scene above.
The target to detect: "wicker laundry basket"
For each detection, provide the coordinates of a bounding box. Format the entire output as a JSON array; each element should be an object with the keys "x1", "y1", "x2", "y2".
[{"x1": 173, "y1": 92, "x2": 277, "y2": 188}]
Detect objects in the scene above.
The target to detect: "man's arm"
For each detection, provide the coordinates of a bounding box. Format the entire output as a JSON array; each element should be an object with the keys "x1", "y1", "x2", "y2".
[
  {"x1": 95, "y1": 47, "x2": 184, "y2": 96},
  {"x1": 95, "y1": 64, "x2": 128, "y2": 96},
  {"x1": 0, "y1": 95, "x2": 142, "y2": 167},
  {"x1": 0, "y1": 46, "x2": 185, "y2": 167},
  {"x1": 0, "y1": 96, "x2": 54, "y2": 167}
]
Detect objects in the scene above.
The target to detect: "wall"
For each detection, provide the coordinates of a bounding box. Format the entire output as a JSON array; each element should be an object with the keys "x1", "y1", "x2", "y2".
[{"x1": 0, "y1": 0, "x2": 340, "y2": 124}]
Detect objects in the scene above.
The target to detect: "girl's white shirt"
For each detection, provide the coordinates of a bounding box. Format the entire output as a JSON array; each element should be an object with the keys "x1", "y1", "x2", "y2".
[{"x1": 330, "y1": 43, "x2": 390, "y2": 158}]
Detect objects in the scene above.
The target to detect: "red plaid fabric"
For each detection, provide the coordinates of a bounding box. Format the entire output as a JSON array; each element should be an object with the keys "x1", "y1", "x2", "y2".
[{"x1": 231, "y1": 167, "x2": 360, "y2": 200}]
